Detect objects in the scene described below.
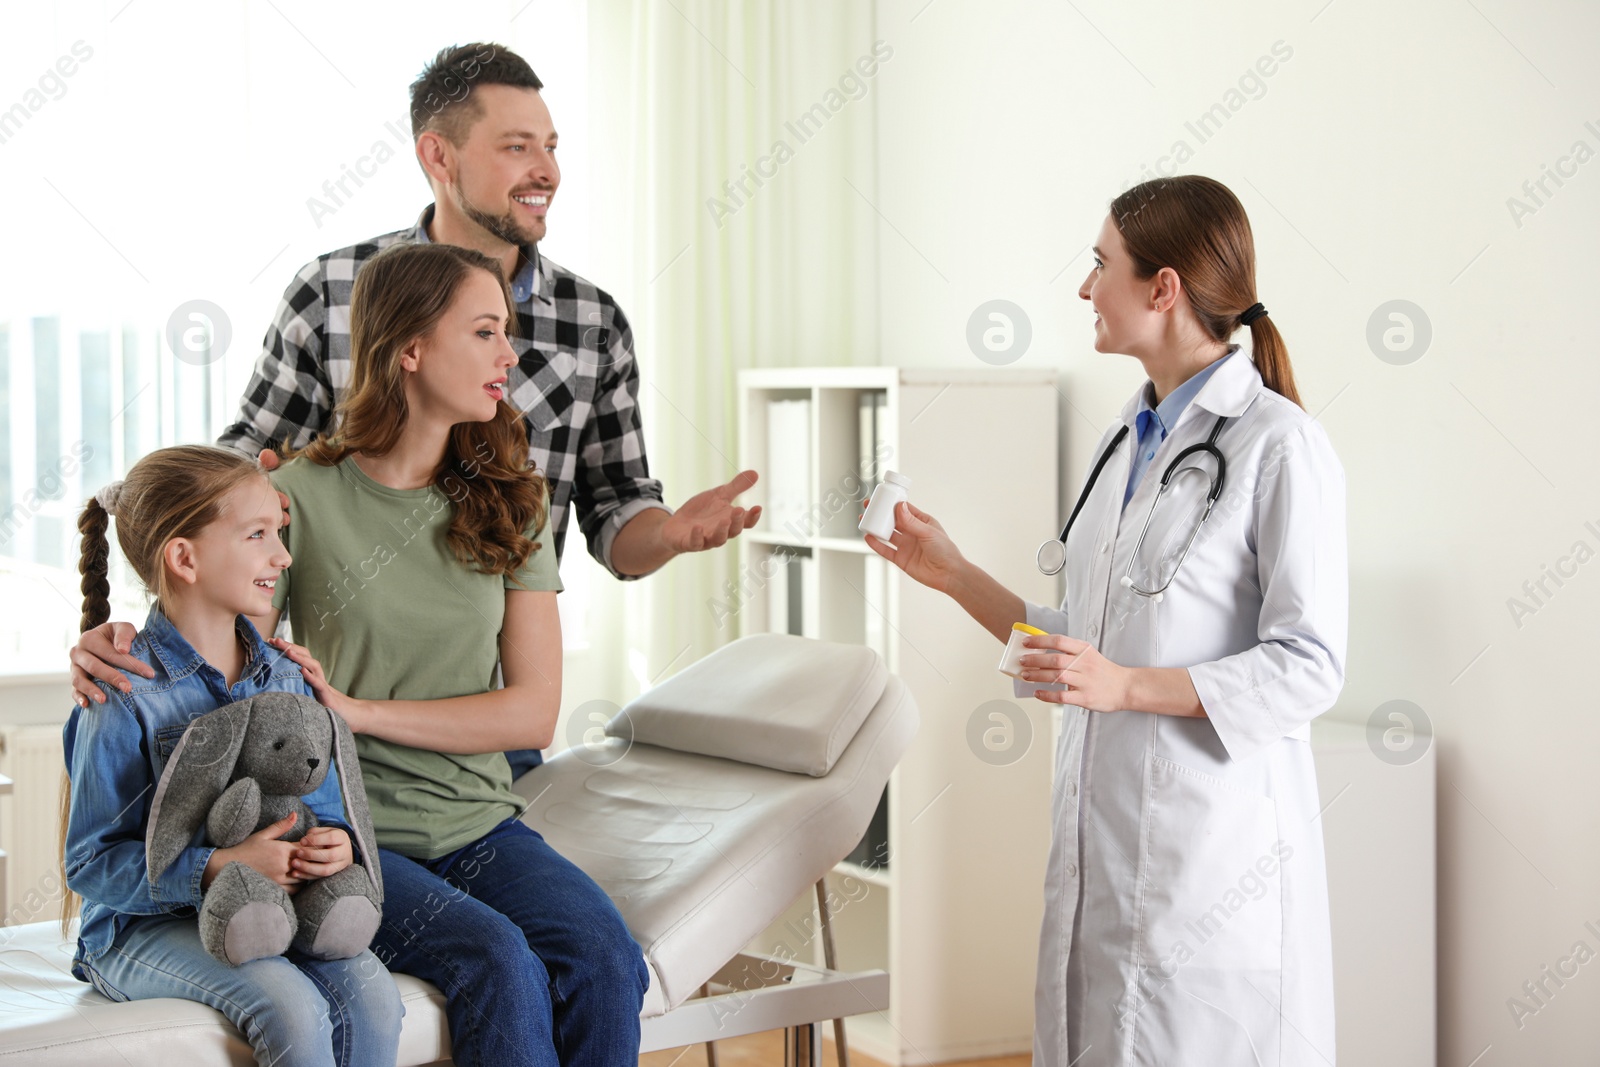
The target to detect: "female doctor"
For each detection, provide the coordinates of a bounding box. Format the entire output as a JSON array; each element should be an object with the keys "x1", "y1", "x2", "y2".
[{"x1": 866, "y1": 175, "x2": 1345, "y2": 1067}]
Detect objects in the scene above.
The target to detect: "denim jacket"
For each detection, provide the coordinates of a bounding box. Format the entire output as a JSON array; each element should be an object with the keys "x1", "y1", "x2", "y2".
[{"x1": 62, "y1": 606, "x2": 350, "y2": 978}]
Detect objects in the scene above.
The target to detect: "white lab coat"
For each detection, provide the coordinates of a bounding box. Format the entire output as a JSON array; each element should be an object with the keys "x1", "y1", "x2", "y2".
[{"x1": 1019, "y1": 350, "x2": 1345, "y2": 1067}]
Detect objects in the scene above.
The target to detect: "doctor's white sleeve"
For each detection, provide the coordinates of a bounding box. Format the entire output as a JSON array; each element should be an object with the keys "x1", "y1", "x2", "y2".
[
  {"x1": 1186, "y1": 421, "x2": 1349, "y2": 763},
  {"x1": 1011, "y1": 600, "x2": 1071, "y2": 700}
]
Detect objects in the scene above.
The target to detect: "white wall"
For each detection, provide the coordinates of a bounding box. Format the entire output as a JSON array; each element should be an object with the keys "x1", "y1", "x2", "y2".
[{"x1": 869, "y1": 0, "x2": 1600, "y2": 1060}]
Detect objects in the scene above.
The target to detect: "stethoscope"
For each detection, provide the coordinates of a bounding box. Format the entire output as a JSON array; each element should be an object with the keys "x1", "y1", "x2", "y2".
[{"x1": 1036, "y1": 413, "x2": 1230, "y2": 602}]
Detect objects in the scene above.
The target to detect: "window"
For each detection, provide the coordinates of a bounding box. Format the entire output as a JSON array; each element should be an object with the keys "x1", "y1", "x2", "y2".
[
  {"x1": 0, "y1": 317, "x2": 183, "y2": 673},
  {"x1": 0, "y1": 2, "x2": 594, "y2": 676}
]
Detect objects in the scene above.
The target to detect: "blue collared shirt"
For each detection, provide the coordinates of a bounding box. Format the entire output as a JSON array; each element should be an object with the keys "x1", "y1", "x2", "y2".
[
  {"x1": 413, "y1": 214, "x2": 541, "y2": 304},
  {"x1": 61, "y1": 606, "x2": 346, "y2": 978},
  {"x1": 1124, "y1": 348, "x2": 1235, "y2": 507}
]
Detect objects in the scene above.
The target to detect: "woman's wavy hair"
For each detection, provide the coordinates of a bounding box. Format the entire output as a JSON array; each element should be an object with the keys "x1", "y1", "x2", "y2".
[
  {"x1": 66, "y1": 444, "x2": 270, "y2": 936},
  {"x1": 288, "y1": 242, "x2": 547, "y2": 578},
  {"x1": 1109, "y1": 175, "x2": 1302, "y2": 409}
]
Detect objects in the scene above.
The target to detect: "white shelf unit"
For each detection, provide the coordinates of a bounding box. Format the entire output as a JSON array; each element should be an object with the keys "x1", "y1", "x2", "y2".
[{"x1": 737, "y1": 367, "x2": 1062, "y2": 1065}]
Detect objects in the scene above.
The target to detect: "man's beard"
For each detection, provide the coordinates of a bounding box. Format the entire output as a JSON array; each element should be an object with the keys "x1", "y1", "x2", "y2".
[{"x1": 457, "y1": 187, "x2": 537, "y2": 247}]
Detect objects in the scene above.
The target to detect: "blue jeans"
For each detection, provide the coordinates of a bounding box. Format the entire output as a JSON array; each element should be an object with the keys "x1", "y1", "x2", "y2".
[
  {"x1": 505, "y1": 747, "x2": 544, "y2": 780},
  {"x1": 83, "y1": 912, "x2": 403, "y2": 1067},
  {"x1": 370, "y1": 817, "x2": 649, "y2": 1067}
]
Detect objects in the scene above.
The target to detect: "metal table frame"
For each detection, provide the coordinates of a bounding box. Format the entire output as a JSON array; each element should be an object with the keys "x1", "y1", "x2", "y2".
[{"x1": 640, "y1": 880, "x2": 886, "y2": 1067}]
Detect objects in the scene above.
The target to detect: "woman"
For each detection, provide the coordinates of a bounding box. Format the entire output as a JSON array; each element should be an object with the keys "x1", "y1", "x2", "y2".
[
  {"x1": 267, "y1": 242, "x2": 648, "y2": 1067},
  {"x1": 72, "y1": 242, "x2": 649, "y2": 1067},
  {"x1": 866, "y1": 175, "x2": 1345, "y2": 1066}
]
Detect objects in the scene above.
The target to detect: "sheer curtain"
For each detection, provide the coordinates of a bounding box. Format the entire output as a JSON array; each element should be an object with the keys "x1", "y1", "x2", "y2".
[{"x1": 579, "y1": 0, "x2": 883, "y2": 702}]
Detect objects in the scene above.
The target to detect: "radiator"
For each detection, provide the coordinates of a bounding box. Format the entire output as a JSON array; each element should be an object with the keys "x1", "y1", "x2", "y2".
[{"x1": 0, "y1": 724, "x2": 67, "y2": 927}]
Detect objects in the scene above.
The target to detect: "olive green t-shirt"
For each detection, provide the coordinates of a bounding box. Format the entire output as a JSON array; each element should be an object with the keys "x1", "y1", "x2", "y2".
[{"x1": 270, "y1": 455, "x2": 562, "y2": 859}]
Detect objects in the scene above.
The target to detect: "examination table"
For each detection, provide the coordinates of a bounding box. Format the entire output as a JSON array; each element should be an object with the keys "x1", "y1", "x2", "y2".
[{"x1": 0, "y1": 634, "x2": 919, "y2": 1065}]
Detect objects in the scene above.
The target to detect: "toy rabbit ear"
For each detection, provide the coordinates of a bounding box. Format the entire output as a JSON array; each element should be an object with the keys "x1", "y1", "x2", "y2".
[
  {"x1": 145, "y1": 696, "x2": 253, "y2": 885},
  {"x1": 326, "y1": 707, "x2": 382, "y2": 903}
]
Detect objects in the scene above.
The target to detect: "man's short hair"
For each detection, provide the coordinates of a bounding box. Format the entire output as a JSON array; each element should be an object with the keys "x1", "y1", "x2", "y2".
[{"x1": 409, "y1": 43, "x2": 544, "y2": 145}]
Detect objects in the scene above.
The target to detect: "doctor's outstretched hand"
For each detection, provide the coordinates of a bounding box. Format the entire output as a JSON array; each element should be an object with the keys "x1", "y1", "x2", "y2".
[
  {"x1": 861, "y1": 497, "x2": 1206, "y2": 719},
  {"x1": 862, "y1": 501, "x2": 965, "y2": 593}
]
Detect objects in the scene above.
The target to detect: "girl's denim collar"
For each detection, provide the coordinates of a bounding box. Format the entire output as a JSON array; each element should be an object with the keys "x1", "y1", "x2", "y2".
[{"x1": 136, "y1": 605, "x2": 276, "y2": 689}]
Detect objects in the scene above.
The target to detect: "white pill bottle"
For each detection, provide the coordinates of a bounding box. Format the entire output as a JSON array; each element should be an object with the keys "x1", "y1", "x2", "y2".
[{"x1": 858, "y1": 471, "x2": 911, "y2": 541}]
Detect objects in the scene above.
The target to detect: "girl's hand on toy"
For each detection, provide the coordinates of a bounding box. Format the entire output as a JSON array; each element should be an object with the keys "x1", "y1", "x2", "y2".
[
  {"x1": 291, "y1": 826, "x2": 353, "y2": 880},
  {"x1": 203, "y1": 812, "x2": 305, "y2": 894}
]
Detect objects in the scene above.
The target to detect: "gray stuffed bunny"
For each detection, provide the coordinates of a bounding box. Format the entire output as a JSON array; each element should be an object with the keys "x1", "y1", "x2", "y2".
[{"x1": 145, "y1": 691, "x2": 384, "y2": 966}]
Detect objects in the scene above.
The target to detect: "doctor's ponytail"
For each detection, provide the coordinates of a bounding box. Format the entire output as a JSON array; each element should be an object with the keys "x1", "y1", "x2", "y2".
[
  {"x1": 1241, "y1": 309, "x2": 1299, "y2": 408},
  {"x1": 1109, "y1": 176, "x2": 1303, "y2": 409}
]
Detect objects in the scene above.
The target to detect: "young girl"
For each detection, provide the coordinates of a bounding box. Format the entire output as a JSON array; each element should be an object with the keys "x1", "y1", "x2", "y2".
[{"x1": 62, "y1": 445, "x2": 404, "y2": 1067}]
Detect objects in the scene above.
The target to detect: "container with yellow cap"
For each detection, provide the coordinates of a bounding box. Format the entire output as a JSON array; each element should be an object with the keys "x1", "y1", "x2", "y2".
[{"x1": 997, "y1": 622, "x2": 1047, "y2": 678}]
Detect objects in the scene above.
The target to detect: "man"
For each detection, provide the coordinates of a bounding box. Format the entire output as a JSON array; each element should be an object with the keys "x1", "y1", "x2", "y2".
[{"x1": 71, "y1": 44, "x2": 761, "y2": 779}]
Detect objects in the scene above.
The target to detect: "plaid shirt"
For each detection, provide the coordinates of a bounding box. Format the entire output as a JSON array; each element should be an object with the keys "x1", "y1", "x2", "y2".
[{"x1": 218, "y1": 205, "x2": 670, "y2": 579}]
